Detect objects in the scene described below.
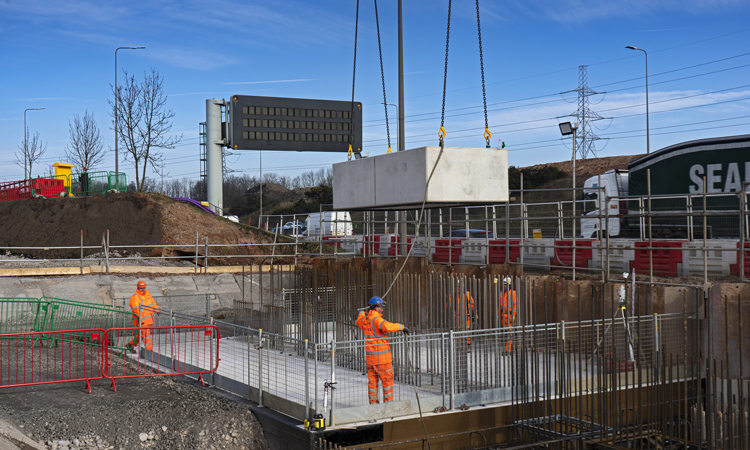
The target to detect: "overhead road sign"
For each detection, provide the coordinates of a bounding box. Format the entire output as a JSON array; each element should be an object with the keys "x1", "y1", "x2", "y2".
[{"x1": 229, "y1": 95, "x2": 362, "y2": 153}]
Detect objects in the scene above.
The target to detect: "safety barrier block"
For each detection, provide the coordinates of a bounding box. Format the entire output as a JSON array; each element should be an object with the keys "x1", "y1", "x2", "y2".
[
  {"x1": 360, "y1": 235, "x2": 381, "y2": 256},
  {"x1": 32, "y1": 178, "x2": 65, "y2": 198},
  {"x1": 461, "y1": 239, "x2": 487, "y2": 264},
  {"x1": 730, "y1": 241, "x2": 750, "y2": 278},
  {"x1": 630, "y1": 241, "x2": 683, "y2": 277},
  {"x1": 387, "y1": 235, "x2": 414, "y2": 257},
  {"x1": 521, "y1": 239, "x2": 554, "y2": 268},
  {"x1": 591, "y1": 239, "x2": 636, "y2": 274},
  {"x1": 488, "y1": 239, "x2": 521, "y2": 265},
  {"x1": 683, "y1": 240, "x2": 737, "y2": 277},
  {"x1": 433, "y1": 239, "x2": 462, "y2": 264},
  {"x1": 554, "y1": 239, "x2": 597, "y2": 269}
]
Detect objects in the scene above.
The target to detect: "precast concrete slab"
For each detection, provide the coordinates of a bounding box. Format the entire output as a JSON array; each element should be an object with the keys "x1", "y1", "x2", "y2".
[{"x1": 333, "y1": 146, "x2": 508, "y2": 210}]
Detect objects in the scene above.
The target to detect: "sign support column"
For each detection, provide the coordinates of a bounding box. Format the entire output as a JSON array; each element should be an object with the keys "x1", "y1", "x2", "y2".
[{"x1": 206, "y1": 99, "x2": 225, "y2": 215}]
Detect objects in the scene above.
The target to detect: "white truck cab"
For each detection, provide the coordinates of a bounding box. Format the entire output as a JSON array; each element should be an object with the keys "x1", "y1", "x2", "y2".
[{"x1": 579, "y1": 169, "x2": 628, "y2": 239}]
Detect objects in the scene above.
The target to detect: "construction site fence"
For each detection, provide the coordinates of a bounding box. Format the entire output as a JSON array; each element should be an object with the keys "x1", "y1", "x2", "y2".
[
  {"x1": 4, "y1": 197, "x2": 750, "y2": 284},
  {"x1": 0, "y1": 172, "x2": 126, "y2": 202},
  {"x1": 149, "y1": 308, "x2": 699, "y2": 426},
  {"x1": 0, "y1": 297, "x2": 133, "y2": 334},
  {"x1": 0, "y1": 324, "x2": 218, "y2": 394}
]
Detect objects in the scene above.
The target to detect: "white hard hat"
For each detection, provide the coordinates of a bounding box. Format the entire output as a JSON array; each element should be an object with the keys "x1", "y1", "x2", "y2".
[{"x1": 504, "y1": 277, "x2": 512, "y2": 285}]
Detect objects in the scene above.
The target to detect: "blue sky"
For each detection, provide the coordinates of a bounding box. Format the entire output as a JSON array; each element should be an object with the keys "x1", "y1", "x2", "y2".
[{"x1": 2, "y1": 0, "x2": 750, "y2": 187}]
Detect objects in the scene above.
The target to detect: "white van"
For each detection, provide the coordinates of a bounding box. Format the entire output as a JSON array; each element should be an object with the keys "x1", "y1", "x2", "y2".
[{"x1": 305, "y1": 212, "x2": 353, "y2": 237}]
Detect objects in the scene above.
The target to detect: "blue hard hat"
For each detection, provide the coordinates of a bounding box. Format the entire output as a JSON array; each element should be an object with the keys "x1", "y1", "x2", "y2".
[{"x1": 368, "y1": 297, "x2": 386, "y2": 307}]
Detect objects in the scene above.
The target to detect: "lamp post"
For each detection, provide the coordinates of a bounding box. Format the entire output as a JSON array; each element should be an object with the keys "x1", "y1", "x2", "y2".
[
  {"x1": 115, "y1": 46, "x2": 145, "y2": 174},
  {"x1": 559, "y1": 121, "x2": 579, "y2": 279},
  {"x1": 23, "y1": 107, "x2": 45, "y2": 180},
  {"x1": 626, "y1": 46, "x2": 650, "y2": 154}
]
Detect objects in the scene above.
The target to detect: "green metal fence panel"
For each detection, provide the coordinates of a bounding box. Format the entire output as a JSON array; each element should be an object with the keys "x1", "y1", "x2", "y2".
[
  {"x1": 0, "y1": 298, "x2": 46, "y2": 333},
  {"x1": 69, "y1": 171, "x2": 110, "y2": 196},
  {"x1": 108, "y1": 172, "x2": 127, "y2": 192},
  {"x1": 39, "y1": 297, "x2": 134, "y2": 332}
]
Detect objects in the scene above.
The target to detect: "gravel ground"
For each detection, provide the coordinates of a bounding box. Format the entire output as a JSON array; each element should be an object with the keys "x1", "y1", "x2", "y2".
[
  {"x1": 0, "y1": 376, "x2": 269, "y2": 450},
  {"x1": 0, "y1": 334, "x2": 269, "y2": 450}
]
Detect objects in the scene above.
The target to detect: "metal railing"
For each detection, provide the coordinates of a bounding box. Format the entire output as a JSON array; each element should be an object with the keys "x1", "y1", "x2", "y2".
[{"x1": 2, "y1": 190, "x2": 750, "y2": 283}]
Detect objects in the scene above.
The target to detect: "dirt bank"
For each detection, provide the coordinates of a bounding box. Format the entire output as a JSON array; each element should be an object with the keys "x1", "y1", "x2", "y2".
[{"x1": 0, "y1": 193, "x2": 313, "y2": 264}]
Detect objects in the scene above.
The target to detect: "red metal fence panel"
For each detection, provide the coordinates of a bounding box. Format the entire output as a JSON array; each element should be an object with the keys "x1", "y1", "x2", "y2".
[
  {"x1": 0, "y1": 329, "x2": 105, "y2": 393},
  {"x1": 103, "y1": 325, "x2": 219, "y2": 391}
]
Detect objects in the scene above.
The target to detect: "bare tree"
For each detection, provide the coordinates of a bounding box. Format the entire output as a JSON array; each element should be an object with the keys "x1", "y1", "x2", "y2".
[
  {"x1": 109, "y1": 68, "x2": 182, "y2": 191},
  {"x1": 15, "y1": 130, "x2": 47, "y2": 180},
  {"x1": 65, "y1": 110, "x2": 105, "y2": 171}
]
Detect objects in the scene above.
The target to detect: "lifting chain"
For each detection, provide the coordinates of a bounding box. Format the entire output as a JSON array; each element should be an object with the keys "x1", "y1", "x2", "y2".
[
  {"x1": 439, "y1": 0, "x2": 452, "y2": 148},
  {"x1": 374, "y1": 0, "x2": 392, "y2": 154},
  {"x1": 348, "y1": 0, "x2": 360, "y2": 161},
  {"x1": 476, "y1": 0, "x2": 490, "y2": 148}
]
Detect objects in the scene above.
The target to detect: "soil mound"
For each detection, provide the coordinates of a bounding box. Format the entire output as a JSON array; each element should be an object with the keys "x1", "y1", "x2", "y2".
[{"x1": 0, "y1": 193, "x2": 312, "y2": 263}]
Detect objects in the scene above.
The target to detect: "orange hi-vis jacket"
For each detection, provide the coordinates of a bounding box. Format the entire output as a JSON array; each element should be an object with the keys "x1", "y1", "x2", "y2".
[
  {"x1": 129, "y1": 289, "x2": 160, "y2": 326},
  {"x1": 128, "y1": 289, "x2": 160, "y2": 351},
  {"x1": 357, "y1": 308, "x2": 404, "y2": 403},
  {"x1": 357, "y1": 309, "x2": 404, "y2": 364},
  {"x1": 501, "y1": 290, "x2": 517, "y2": 326}
]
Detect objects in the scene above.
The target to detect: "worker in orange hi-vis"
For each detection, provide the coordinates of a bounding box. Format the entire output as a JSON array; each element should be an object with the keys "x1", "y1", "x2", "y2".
[
  {"x1": 356, "y1": 297, "x2": 409, "y2": 404},
  {"x1": 500, "y1": 277, "x2": 517, "y2": 352},
  {"x1": 465, "y1": 291, "x2": 475, "y2": 348},
  {"x1": 126, "y1": 280, "x2": 161, "y2": 352}
]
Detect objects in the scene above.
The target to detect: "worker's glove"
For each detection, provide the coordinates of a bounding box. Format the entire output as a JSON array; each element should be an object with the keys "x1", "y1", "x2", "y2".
[{"x1": 403, "y1": 326, "x2": 410, "y2": 335}]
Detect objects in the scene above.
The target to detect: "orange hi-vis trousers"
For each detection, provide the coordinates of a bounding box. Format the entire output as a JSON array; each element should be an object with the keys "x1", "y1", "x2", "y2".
[{"x1": 366, "y1": 360, "x2": 395, "y2": 403}]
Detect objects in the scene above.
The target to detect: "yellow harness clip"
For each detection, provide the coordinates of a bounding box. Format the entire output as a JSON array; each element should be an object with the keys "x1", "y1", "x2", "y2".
[
  {"x1": 347, "y1": 144, "x2": 353, "y2": 160},
  {"x1": 484, "y1": 127, "x2": 491, "y2": 140},
  {"x1": 438, "y1": 125, "x2": 446, "y2": 139},
  {"x1": 387, "y1": 146, "x2": 393, "y2": 154}
]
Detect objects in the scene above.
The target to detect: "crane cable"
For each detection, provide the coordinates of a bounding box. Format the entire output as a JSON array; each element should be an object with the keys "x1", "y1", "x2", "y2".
[
  {"x1": 348, "y1": 0, "x2": 360, "y2": 161},
  {"x1": 475, "y1": 0, "x2": 491, "y2": 147},
  {"x1": 374, "y1": 0, "x2": 392, "y2": 154},
  {"x1": 438, "y1": 0, "x2": 451, "y2": 147}
]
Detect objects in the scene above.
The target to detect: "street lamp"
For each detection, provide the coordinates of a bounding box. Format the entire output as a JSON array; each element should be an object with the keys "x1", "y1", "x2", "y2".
[
  {"x1": 115, "y1": 46, "x2": 145, "y2": 174},
  {"x1": 626, "y1": 46, "x2": 650, "y2": 154},
  {"x1": 559, "y1": 121, "x2": 579, "y2": 279},
  {"x1": 23, "y1": 107, "x2": 45, "y2": 180}
]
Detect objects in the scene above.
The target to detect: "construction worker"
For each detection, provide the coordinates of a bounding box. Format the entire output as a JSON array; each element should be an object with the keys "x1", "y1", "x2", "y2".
[
  {"x1": 127, "y1": 280, "x2": 160, "y2": 352},
  {"x1": 500, "y1": 277, "x2": 517, "y2": 352},
  {"x1": 356, "y1": 297, "x2": 409, "y2": 404}
]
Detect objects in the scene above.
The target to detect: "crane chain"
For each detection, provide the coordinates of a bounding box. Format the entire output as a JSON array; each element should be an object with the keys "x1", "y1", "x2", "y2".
[
  {"x1": 348, "y1": 0, "x2": 360, "y2": 160},
  {"x1": 374, "y1": 0, "x2": 392, "y2": 153},
  {"x1": 476, "y1": 0, "x2": 490, "y2": 148},
  {"x1": 439, "y1": 0, "x2": 452, "y2": 148}
]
